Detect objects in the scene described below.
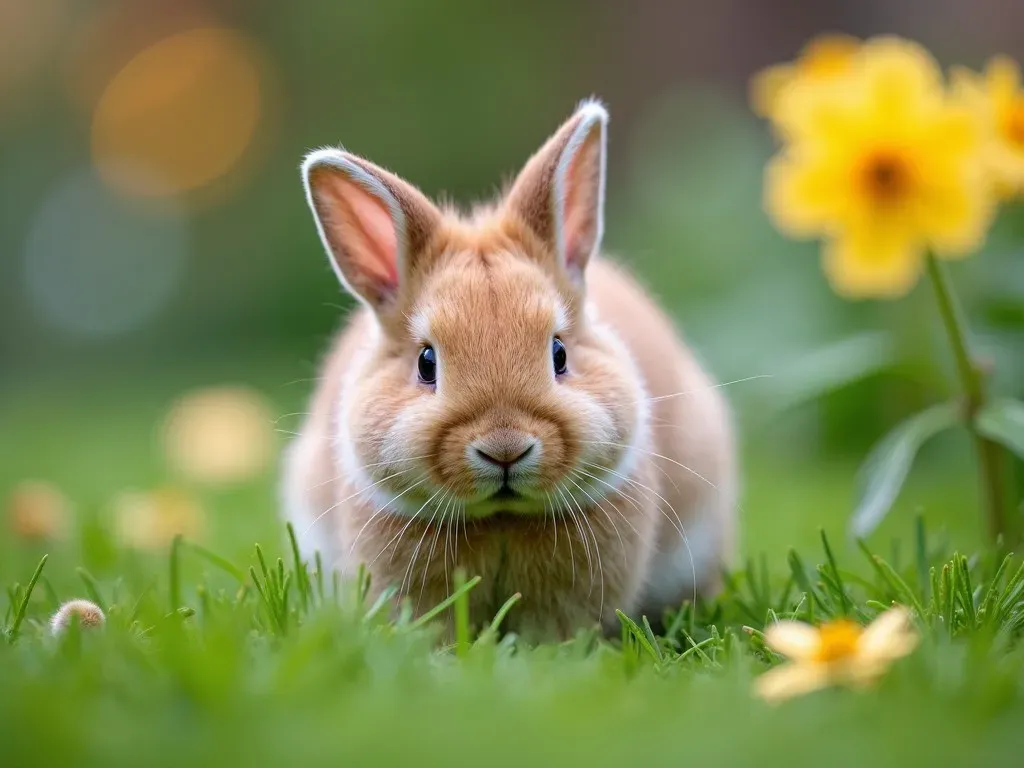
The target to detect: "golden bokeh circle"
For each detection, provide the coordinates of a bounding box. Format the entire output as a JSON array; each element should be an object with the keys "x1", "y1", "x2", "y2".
[
  {"x1": 91, "y1": 27, "x2": 262, "y2": 198},
  {"x1": 161, "y1": 385, "x2": 276, "y2": 485}
]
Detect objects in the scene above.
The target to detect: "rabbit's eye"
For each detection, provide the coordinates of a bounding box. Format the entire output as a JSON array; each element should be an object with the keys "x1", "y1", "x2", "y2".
[
  {"x1": 552, "y1": 337, "x2": 568, "y2": 376},
  {"x1": 418, "y1": 345, "x2": 437, "y2": 385}
]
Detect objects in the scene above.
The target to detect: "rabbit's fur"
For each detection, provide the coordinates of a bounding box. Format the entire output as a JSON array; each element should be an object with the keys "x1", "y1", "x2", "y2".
[{"x1": 282, "y1": 100, "x2": 736, "y2": 641}]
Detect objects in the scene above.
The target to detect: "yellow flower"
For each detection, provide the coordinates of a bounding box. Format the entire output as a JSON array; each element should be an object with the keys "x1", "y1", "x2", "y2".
[
  {"x1": 751, "y1": 34, "x2": 861, "y2": 121},
  {"x1": 764, "y1": 36, "x2": 996, "y2": 299},
  {"x1": 754, "y1": 605, "x2": 918, "y2": 704},
  {"x1": 952, "y1": 55, "x2": 1024, "y2": 198}
]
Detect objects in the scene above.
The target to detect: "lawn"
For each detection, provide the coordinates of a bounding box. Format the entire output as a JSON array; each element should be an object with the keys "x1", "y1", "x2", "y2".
[{"x1": 2, "y1": 356, "x2": 1022, "y2": 767}]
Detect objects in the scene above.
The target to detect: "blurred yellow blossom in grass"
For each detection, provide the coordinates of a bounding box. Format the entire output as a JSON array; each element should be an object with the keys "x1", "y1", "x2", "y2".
[
  {"x1": 952, "y1": 56, "x2": 1024, "y2": 199},
  {"x1": 754, "y1": 605, "x2": 919, "y2": 704},
  {"x1": 758, "y1": 36, "x2": 996, "y2": 299},
  {"x1": 6, "y1": 480, "x2": 71, "y2": 541},
  {"x1": 113, "y1": 487, "x2": 205, "y2": 551},
  {"x1": 750, "y1": 33, "x2": 860, "y2": 121},
  {"x1": 162, "y1": 385, "x2": 276, "y2": 485}
]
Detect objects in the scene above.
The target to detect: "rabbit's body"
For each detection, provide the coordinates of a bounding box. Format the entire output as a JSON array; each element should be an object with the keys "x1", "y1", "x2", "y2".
[{"x1": 283, "y1": 100, "x2": 736, "y2": 640}]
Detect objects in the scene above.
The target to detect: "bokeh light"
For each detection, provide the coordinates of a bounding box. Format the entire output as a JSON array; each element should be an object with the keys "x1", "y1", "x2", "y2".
[
  {"x1": 161, "y1": 385, "x2": 277, "y2": 485},
  {"x1": 112, "y1": 487, "x2": 205, "y2": 551},
  {"x1": 90, "y1": 27, "x2": 264, "y2": 199},
  {"x1": 23, "y1": 168, "x2": 188, "y2": 340},
  {"x1": 5, "y1": 480, "x2": 71, "y2": 541}
]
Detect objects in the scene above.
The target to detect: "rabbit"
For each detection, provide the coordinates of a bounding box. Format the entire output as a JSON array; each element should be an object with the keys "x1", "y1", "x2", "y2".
[{"x1": 281, "y1": 98, "x2": 737, "y2": 642}]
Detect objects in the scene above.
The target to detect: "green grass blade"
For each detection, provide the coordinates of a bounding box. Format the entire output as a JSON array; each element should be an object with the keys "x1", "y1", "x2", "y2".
[
  {"x1": 956, "y1": 555, "x2": 976, "y2": 627},
  {"x1": 169, "y1": 534, "x2": 183, "y2": 611},
  {"x1": 314, "y1": 551, "x2": 325, "y2": 602},
  {"x1": 453, "y1": 568, "x2": 471, "y2": 657},
  {"x1": 362, "y1": 586, "x2": 399, "y2": 623},
  {"x1": 185, "y1": 541, "x2": 246, "y2": 583},
  {"x1": 856, "y1": 539, "x2": 924, "y2": 616},
  {"x1": 286, "y1": 522, "x2": 310, "y2": 612},
  {"x1": 480, "y1": 592, "x2": 522, "y2": 640},
  {"x1": 408, "y1": 575, "x2": 482, "y2": 632},
  {"x1": 8, "y1": 555, "x2": 48, "y2": 643},
  {"x1": 787, "y1": 549, "x2": 821, "y2": 618},
  {"x1": 820, "y1": 530, "x2": 850, "y2": 616},
  {"x1": 641, "y1": 616, "x2": 665, "y2": 663},
  {"x1": 915, "y1": 514, "x2": 930, "y2": 600},
  {"x1": 615, "y1": 610, "x2": 660, "y2": 664}
]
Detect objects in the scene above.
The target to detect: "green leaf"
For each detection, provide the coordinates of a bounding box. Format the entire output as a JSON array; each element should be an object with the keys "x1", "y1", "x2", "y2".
[
  {"x1": 850, "y1": 402, "x2": 960, "y2": 539},
  {"x1": 769, "y1": 331, "x2": 896, "y2": 413},
  {"x1": 975, "y1": 398, "x2": 1024, "y2": 459}
]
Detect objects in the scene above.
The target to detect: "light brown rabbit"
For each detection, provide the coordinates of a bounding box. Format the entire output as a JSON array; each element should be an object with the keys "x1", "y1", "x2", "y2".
[{"x1": 282, "y1": 99, "x2": 737, "y2": 642}]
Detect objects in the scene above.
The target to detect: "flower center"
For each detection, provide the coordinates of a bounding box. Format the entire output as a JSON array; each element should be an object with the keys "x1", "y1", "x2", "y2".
[
  {"x1": 814, "y1": 619, "x2": 863, "y2": 662},
  {"x1": 1001, "y1": 99, "x2": 1024, "y2": 149},
  {"x1": 862, "y1": 152, "x2": 910, "y2": 203}
]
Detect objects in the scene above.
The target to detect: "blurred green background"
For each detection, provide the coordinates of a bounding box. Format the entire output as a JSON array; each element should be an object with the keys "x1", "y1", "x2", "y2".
[{"x1": 2, "y1": 0, "x2": 1023, "y2": 577}]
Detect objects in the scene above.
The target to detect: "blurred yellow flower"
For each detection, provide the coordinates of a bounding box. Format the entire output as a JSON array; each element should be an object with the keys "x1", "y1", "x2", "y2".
[
  {"x1": 765, "y1": 37, "x2": 996, "y2": 299},
  {"x1": 162, "y1": 385, "x2": 276, "y2": 485},
  {"x1": 750, "y1": 33, "x2": 860, "y2": 121},
  {"x1": 113, "y1": 486, "x2": 205, "y2": 551},
  {"x1": 754, "y1": 605, "x2": 918, "y2": 704},
  {"x1": 5, "y1": 480, "x2": 71, "y2": 541},
  {"x1": 952, "y1": 55, "x2": 1024, "y2": 198}
]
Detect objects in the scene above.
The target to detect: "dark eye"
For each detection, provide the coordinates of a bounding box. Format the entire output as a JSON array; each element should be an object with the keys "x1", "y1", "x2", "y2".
[
  {"x1": 418, "y1": 345, "x2": 437, "y2": 385},
  {"x1": 552, "y1": 337, "x2": 567, "y2": 376}
]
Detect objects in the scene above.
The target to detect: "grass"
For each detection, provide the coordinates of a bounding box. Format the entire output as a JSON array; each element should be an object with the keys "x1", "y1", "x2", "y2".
[
  {"x1": 3, "y1": 523, "x2": 1023, "y2": 767},
  {"x1": 1, "y1": 361, "x2": 1021, "y2": 766}
]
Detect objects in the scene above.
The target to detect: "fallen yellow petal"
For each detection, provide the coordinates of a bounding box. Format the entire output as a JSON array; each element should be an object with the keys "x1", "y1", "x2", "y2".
[
  {"x1": 754, "y1": 662, "x2": 831, "y2": 704},
  {"x1": 763, "y1": 620, "x2": 821, "y2": 660},
  {"x1": 859, "y1": 605, "x2": 919, "y2": 662}
]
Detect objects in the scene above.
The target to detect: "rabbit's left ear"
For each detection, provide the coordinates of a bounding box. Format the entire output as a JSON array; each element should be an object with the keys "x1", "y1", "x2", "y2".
[{"x1": 505, "y1": 99, "x2": 608, "y2": 286}]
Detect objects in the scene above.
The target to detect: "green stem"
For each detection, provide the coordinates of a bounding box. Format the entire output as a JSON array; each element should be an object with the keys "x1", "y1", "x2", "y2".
[{"x1": 925, "y1": 254, "x2": 1006, "y2": 543}]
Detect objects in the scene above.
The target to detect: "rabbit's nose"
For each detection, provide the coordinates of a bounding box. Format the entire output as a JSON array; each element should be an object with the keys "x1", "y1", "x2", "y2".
[{"x1": 470, "y1": 431, "x2": 538, "y2": 470}]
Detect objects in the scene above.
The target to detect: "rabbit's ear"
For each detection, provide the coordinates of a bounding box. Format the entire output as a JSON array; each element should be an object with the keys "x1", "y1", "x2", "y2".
[
  {"x1": 506, "y1": 99, "x2": 608, "y2": 286},
  {"x1": 302, "y1": 149, "x2": 441, "y2": 311}
]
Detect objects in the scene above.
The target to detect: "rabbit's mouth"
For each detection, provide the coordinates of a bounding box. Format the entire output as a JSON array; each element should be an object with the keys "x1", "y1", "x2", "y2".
[{"x1": 490, "y1": 485, "x2": 522, "y2": 502}]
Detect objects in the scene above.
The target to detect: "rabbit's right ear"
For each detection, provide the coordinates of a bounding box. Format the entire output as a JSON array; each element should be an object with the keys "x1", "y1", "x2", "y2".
[{"x1": 302, "y1": 149, "x2": 441, "y2": 312}]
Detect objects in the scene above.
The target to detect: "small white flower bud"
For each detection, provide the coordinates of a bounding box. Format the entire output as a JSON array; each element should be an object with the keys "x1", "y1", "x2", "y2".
[{"x1": 50, "y1": 599, "x2": 106, "y2": 636}]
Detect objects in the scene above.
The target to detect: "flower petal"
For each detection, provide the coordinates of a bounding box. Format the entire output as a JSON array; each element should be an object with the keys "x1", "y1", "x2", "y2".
[
  {"x1": 765, "y1": 150, "x2": 850, "y2": 238},
  {"x1": 750, "y1": 63, "x2": 794, "y2": 118},
  {"x1": 841, "y1": 659, "x2": 890, "y2": 689},
  {"x1": 859, "y1": 606, "x2": 919, "y2": 661},
  {"x1": 856, "y1": 36, "x2": 945, "y2": 117},
  {"x1": 753, "y1": 663, "x2": 831, "y2": 704},
  {"x1": 988, "y1": 55, "x2": 1022, "y2": 98},
  {"x1": 822, "y1": 223, "x2": 924, "y2": 299},
  {"x1": 763, "y1": 621, "x2": 821, "y2": 659},
  {"x1": 918, "y1": 173, "x2": 995, "y2": 257}
]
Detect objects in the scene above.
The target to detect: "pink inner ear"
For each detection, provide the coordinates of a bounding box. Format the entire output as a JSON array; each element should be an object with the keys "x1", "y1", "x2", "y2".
[
  {"x1": 315, "y1": 171, "x2": 400, "y2": 299},
  {"x1": 561, "y1": 131, "x2": 601, "y2": 271},
  {"x1": 346, "y1": 187, "x2": 399, "y2": 286}
]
